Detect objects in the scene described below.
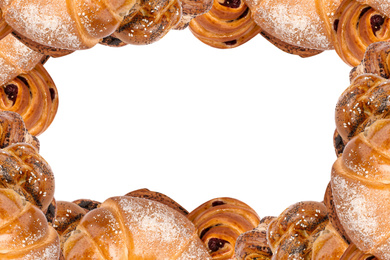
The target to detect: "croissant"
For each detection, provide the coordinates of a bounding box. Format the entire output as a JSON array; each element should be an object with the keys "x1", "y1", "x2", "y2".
[
  {"x1": 189, "y1": 0, "x2": 261, "y2": 48},
  {"x1": 0, "y1": 188, "x2": 60, "y2": 259},
  {"x1": 234, "y1": 216, "x2": 275, "y2": 260},
  {"x1": 331, "y1": 0, "x2": 390, "y2": 66},
  {"x1": 0, "y1": 0, "x2": 137, "y2": 51},
  {"x1": 0, "y1": 34, "x2": 45, "y2": 87},
  {"x1": 267, "y1": 201, "x2": 347, "y2": 259},
  {"x1": 246, "y1": 0, "x2": 341, "y2": 51},
  {"x1": 125, "y1": 188, "x2": 189, "y2": 216},
  {"x1": 63, "y1": 195, "x2": 212, "y2": 259},
  {"x1": 188, "y1": 197, "x2": 260, "y2": 259},
  {"x1": 331, "y1": 118, "x2": 390, "y2": 259}
]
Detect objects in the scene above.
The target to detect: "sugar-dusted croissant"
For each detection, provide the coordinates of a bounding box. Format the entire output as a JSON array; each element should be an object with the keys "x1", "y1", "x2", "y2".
[
  {"x1": 0, "y1": 34, "x2": 45, "y2": 87},
  {"x1": 235, "y1": 216, "x2": 275, "y2": 260},
  {"x1": 0, "y1": 0, "x2": 136, "y2": 51},
  {"x1": 334, "y1": 73, "x2": 390, "y2": 154},
  {"x1": 0, "y1": 188, "x2": 60, "y2": 259},
  {"x1": 189, "y1": 0, "x2": 261, "y2": 48},
  {"x1": 126, "y1": 188, "x2": 189, "y2": 216},
  {"x1": 63, "y1": 196, "x2": 212, "y2": 259},
  {"x1": 268, "y1": 201, "x2": 346, "y2": 259},
  {"x1": 0, "y1": 142, "x2": 55, "y2": 215},
  {"x1": 246, "y1": 0, "x2": 342, "y2": 52},
  {"x1": 331, "y1": 118, "x2": 390, "y2": 259},
  {"x1": 331, "y1": 0, "x2": 390, "y2": 67},
  {"x1": 188, "y1": 197, "x2": 260, "y2": 259}
]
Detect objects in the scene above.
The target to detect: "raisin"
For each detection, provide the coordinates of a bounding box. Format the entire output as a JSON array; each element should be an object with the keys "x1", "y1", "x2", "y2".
[
  {"x1": 4, "y1": 84, "x2": 18, "y2": 104},
  {"x1": 208, "y1": 238, "x2": 228, "y2": 252}
]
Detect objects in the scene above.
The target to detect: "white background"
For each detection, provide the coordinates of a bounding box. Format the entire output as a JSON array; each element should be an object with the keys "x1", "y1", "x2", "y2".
[{"x1": 38, "y1": 28, "x2": 352, "y2": 218}]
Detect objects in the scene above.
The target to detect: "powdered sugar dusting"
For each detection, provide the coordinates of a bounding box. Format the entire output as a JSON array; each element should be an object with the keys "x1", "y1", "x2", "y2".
[
  {"x1": 18, "y1": 243, "x2": 59, "y2": 260},
  {"x1": 114, "y1": 196, "x2": 208, "y2": 258},
  {"x1": 357, "y1": 0, "x2": 390, "y2": 18},
  {"x1": 253, "y1": 0, "x2": 332, "y2": 49},
  {"x1": 332, "y1": 174, "x2": 388, "y2": 250},
  {"x1": 3, "y1": 0, "x2": 83, "y2": 49}
]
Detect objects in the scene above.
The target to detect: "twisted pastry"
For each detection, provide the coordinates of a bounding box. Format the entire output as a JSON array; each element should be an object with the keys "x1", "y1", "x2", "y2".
[
  {"x1": 0, "y1": 188, "x2": 60, "y2": 259},
  {"x1": 331, "y1": 0, "x2": 390, "y2": 66},
  {"x1": 267, "y1": 201, "x2": 347, "y2": 259},
  {"x1": 234, "y1": 216, "x2": 275, "y2": 260},
  {"x1": 189, "y1": 0, "x2": 261, "y2": 48},
  {"x1": 334, "y1": 73, "x2": 390, "y2": 153},
  {"x1": 0, "y1": 142, "x2": 55, "y2": 214},
  {"x1": 0, "y1": 0, "x2": 136, "y2": 51},
  {"x1": 350, "y1": 41, "x2": 390, "y2": 80},
  {"x1": 174, "y1": 0, "x2": 213, "y2": 29},
  {"x1": 63, "y1": 196, "x2": 211, "y2": 259},
  {"x1": 188, "y1": 197, "x2": 260, "y2": 259},
  {"x1": 331, "y1": 118, "x2": 390, "y2": 259}
]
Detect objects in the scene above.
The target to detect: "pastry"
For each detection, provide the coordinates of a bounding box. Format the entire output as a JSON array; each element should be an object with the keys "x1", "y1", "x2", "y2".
[
  {"x1": 62, "y1": 196, "x2": 212, "y2": 259},
  {"x1": 188, "y1": 197, "x2": 260, "y2": 259},
  {"x1": 235, "y1": 216, "x2": 275, "y2": 260},
  {"x1": 267, "y1": 201, "x2": 348, "y2": 259},
  {"x1": 331, "y1": 118, "x2": 390, "y2": 259},
  {"x1": 331, "y1": 0, "x2": 390, "y2": 66},
  {"x1": 189, "y1": 0, "x2": 261, "y2": 48},
  {"x1": 0, "y1": 188, "x2": 60, "y2": 259}
]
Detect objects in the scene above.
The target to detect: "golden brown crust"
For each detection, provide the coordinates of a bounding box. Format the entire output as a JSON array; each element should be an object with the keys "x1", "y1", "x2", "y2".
[
  {"x1": 110, "y1": 0, "x2": 182, "y2": 45},
  {"x1": 350, "y1": 41, "x2": 390, "y2": 80},
  {"x1": 331, "y1": 0, "x2": 390, "y2": 67},
  {"x1": 0, "y1": 63, "x2": 59, "y2": 136},
  {"x1": 0, "y1": 0, "x2": 137, "y2": 50},
  {"x1": 188, "y1": 197, "x2": 260, "y2": 259},
  {"x1": 235, "y1": 216, "x2": 275, "y2": 260},
  {"x1": 126, "y1": 188, "x2": 189, "y2": 216},
  {"x1": 0, "y1": 111, "x2": 39, "y2": 150},
  {"x1": 331, "y1": 119, "x2": 390, "y2": 259},
  {"x1": 0, "y1": 188, "x2": 60, "y2": 259},
  {"x1": 63, "y1": 196, "x2": 211, "y2": 259},
  {"x1": 324, "y1": 182, "x2": 351, "y2": 243},
  {"x1": 335, "y1": 73, "x2": 390, "y2": 147},
  {"x1": 0, "y1": 143, "x2": 55, "y2": 213},
  {"x1": 340, "y1": 244, "x2": 377, "y2": 260},
  {"x1": 267, "y1": 201, "x2": 329, "y2": 259},
  {"x1": 189, "y1": 0, "x2": 261, "y2": 48},
  {"x1": 260, "y1": 30, "x2": 324, "y2": 58}
]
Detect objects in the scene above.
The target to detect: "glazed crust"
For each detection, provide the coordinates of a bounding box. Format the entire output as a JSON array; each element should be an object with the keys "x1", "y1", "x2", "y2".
[
  {"x1": 189, "y1": 0, "x2": 261, "y2": 48},
  {"x1": 188, "y1": 197, "x2": 260, "y2": 259},
  {"x1": 331, "y1": 119, "x2": 390, "y2": 259},
  {"x1": 331, "y1": 0, "x2": 390, "y2": 66},
  {"x1": 0, "y1": 188, "x2": 60, "y2": 259}
]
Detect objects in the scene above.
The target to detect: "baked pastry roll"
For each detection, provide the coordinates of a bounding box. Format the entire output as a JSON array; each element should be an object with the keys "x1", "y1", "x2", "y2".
[{"x1": 188, "y1": 197, "x2": 260, "y2": 259}]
